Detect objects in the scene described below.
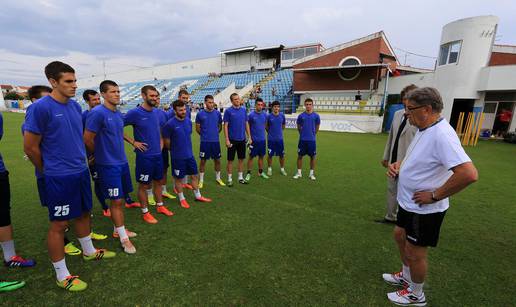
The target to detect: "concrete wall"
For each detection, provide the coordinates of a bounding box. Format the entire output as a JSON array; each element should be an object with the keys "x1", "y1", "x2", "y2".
[
  {"x1": 77, "y1": 56, "x2": 220, "y2": 88},
  {"x1": 433, "y1": 15, "x2": 499, "y2": 119},
  {"x1": 478, "y1": 65, "x2": 516, "y2": 91}
]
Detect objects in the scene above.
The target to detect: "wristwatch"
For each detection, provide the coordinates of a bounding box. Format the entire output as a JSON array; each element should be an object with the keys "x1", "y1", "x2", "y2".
[{"x1": 431, "y1": 191, "x2": 439, "y2": 202}]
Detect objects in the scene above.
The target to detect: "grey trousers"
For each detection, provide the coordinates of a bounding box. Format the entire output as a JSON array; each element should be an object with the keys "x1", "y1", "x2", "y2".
[{"x1": 385, "y1": 176, "x2": 399, "y2": 221}]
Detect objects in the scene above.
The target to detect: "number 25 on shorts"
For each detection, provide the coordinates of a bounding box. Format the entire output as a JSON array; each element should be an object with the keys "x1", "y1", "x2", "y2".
[{"x1": 54, "y1": 204, "x2": 70, "y2": 217}]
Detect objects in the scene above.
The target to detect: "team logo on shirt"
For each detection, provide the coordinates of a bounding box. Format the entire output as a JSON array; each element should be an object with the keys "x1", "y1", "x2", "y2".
[{"x1": 174, "y1": 169, "x2": 180, "y2": 176}]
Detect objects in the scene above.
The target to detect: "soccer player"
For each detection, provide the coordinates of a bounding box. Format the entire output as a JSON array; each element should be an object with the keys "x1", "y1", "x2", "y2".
[
  {"x1": 384, "y1": 87, "x2": 478, "y2": 306},
  {"x1": 223, "y1": 93, "x2": 251, "y2": 186},
  {"x1": 162, "y1": 100, "x2": 212, "y2": 208},
  {"x1": 25, "y1": 85, "x2": 84, "y2": 256},
  {"x1": 24, "y1": 61, "x2": 116, "y2": 291},
  {"x1": 195, "y1": 94, "x2": 225, "y2": 188},
  {"x1": 266, "y1": 100, "x2": 287, "y2": 176},
  {"x1": 84, "y1": 80, "x2": 137, "y2": 254},
  {"x1": 124, "y1": 85, "x2": 174, "y2": 224},
  {"x1": 155, "y1": 93, "x2": 176, "y2": 201},
  {"x1": 82, "y1": 89, "x2": 111, "y2": 218},
  {"x1": 83, "y1": 90, "x2": 137, "y2": 237},
  {"x1": 245, "y1": 98, "x2": 268, "y2": 181},
  {"x1": 293, "y1": 98, "x2": 320, "y2": 180},
  {"x1": 176, "y1": 89, "x2": 193, "y2": 190},
  {"x1": 1, "y1": 110, "x2": 35, "y2": 293}
]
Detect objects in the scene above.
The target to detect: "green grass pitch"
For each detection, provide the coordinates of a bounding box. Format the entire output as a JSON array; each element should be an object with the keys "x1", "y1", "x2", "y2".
[{"x1": 0, "y1": 112, "x2": 515, "y2": 306}]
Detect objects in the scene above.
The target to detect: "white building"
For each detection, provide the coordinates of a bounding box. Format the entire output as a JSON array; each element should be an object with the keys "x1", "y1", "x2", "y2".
[{"x1": 384, "y1": 15, "x2": 516, "y2": 134}]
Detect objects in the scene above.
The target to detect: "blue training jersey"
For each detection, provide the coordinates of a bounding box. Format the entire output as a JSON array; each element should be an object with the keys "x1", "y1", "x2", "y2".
[
  {"x1": 195, "y1": 109, "x2": 222, "y2": 142},
  {"x1": 248, "y1": 111, "x2": 267, "y2": 142},
  {"x1": 162, "y1": 116, "x2": 193, "y2": 160},
  {"x1": 297, "y1": 112, "x2": 321, "y2": 141},
  {"x1": 23, "y1": 95, "x2": 87, "y2": 176},
  {"x1": 267, "y1": 112, "x2": 286, "y2": 141},
  {"x1": 123, "y1": 106, "x2": 162, "y2": 156},
  {"x1": 85, "y1": 104, "x2": 127, "y2": 165},
  {"x1": 223, "y1": 106, "x2": 248, "y2": 141}
]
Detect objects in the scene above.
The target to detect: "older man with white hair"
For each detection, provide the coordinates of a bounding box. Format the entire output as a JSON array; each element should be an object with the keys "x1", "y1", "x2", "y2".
[{"x1": 383, "y1": 87, "x2": 478, "y2": 306}]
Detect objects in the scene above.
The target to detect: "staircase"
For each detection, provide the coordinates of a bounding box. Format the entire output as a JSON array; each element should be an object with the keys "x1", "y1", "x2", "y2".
[
  {"x1": 190, "y1": 75, "x2": 218, "y2": 96},
  {"x1": 241, "y1": 71, "x2": 276, "y2": 102}
]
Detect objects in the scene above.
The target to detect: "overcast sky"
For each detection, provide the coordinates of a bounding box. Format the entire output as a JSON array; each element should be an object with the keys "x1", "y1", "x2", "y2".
[{"x1": 1, "y1": 0, "x2": 515, "y2": 85}]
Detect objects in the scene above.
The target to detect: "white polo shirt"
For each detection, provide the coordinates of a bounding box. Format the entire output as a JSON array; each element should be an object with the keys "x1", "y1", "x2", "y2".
[{"x1": 397, "y1": 118, "x2": 471, "y2": 214}]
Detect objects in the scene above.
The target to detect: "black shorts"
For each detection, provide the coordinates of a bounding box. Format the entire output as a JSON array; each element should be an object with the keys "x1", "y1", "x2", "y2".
[
  {"x1": 227, "y1": 140, "x2": 246, "y2": 161},
  {"x1": 396, "y1": 206, "x2": 446, "y2": 247},
  {"x1": 0, "y1": 171, "x2": 11, "y2": 227}
]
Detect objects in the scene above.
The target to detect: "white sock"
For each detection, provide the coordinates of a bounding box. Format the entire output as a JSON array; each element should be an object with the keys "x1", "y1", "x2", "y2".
[
  {"x1": 141, "y1": 207, "x2": 149, "y2": 214},
  {"x1": 268, "y1": 167, "x2": 272, "y2": 172},
  {"x1": 52, "y1": 258, "x2": 71, "y2": 282},
  {"x1": 199, "y1": 172, "x2": 205, "y2": 182},
  {"x1": 280, "y1": 167, "x2": 285, "y2": 172},
  {"x1": 215, "y1": 171, "x2": 221, "y2": 180},
  {"x1": 297, "y1": 169, "x2": 302, "y2": 176},
  {"x1": 410, "y1": 281, "x2": 424, "y2": 296},
  {"x1": 162, "y1": 185, "x2": 167, "y2": 193},
  {"x1": 77, "y1": 235, "x2": 96, "y2": 256},
  {"x1": 228, "y1": 174, "x2": 232, "y2": 182},
  {"x1": 402, "y1": 264, "x2": 412, "y2": 283},
  {"x1": 115, "y1": 226, "x2": 129, "y2": 241},
  {"x1": 178, "y1": 192, "x2": 186, "y2": 201},
  {"x1": 0, "y1": 240, "x2": 16, "y2": 262},
  {"x1": 194, "y1": 189, "x2": 201, "y2": 199},
  {"x1": 309, "y1": 169, "x2": 314, "y2": 176},
  {"x1": 156, "y1": 202, "x2": 163, "y2": 207},
  {"x1": 238, "y1": 172, "x2": 243, "y2": 180},
  {"x1": 146, "y1": 189, "x2": 153, "y2": 197}
]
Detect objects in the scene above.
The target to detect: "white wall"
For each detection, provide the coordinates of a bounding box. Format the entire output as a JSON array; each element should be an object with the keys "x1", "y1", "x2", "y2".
[
  {"x1": 381, "y1": 73, "x2": 435, "y2": 97},
  {"x1": 478, "y1": 65, "x2": 516, "y2": 91},
  {"x1": 434, "y1": 15, "x2": 499, "y2": 119},
  {"x1": 77, "y1": 56, "x2": 220, "y2": 88}
]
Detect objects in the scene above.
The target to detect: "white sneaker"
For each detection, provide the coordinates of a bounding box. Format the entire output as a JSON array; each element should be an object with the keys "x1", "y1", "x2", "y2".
[
  {"x1": 267, "y1": 168, "x2": 272, "y2": 176},
  {"x1": 382, "y1": 271, "x2": 409, "y2": 287},
  {"x1": 293, "y1": 174, "x2": 302, "y2": 179},
  {"x1": 280, "y1": 169, "x2": 287, "y2": 176},
  {"x1": 121, "y1": 238, "x2": 136, "y2": 254},
  {"x1": 309, "y1": 174, "x2": 316, "y2": 180},
  {"x1": 387, "y1": 288, "x2": 426, "y2": 306}
]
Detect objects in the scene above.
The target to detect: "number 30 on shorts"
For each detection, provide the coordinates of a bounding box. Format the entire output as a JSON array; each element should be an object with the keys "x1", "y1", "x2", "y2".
[
  {"x1": 108, "y1": 188, "x2": 120, "y2": 197},
  {"x1": 54, "y1": 205, "x2": 70, "y2": 217}
]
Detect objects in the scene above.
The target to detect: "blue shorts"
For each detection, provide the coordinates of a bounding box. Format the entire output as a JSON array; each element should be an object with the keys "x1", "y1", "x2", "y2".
[
  {"x1": 267, "y1": 140, "x2": 285, "y2": 157},
  {"x1": 298, "y1": 140, "x2": 317, "y2": 157},
  {"x1": 44, "y1": 169, "x2": 92, "y2": 221},
  {"x1": 199, "y1": 141, "x2": 221, "y2": 160},
  {"x1": 36, "y1": 177, "x2": 46, "y2": 206},
  {"x1": 89, "y1": 164, "x2": 99, "y2": 181},
  {"x1": 96, "y1": 163, "x2": 133, "y2": 200},
  {"x1": 162, "y1": 149, "x2": 169, "y2": 169},
  {"x1": 249, "y1": 140, "x2": 266, "y2": 158},
  {"x1": 171, "y1": 157, "x2": 198, "y2": 179},
  {"x1": 136, "y1": 154, "x2": 164, "y2": 184}
]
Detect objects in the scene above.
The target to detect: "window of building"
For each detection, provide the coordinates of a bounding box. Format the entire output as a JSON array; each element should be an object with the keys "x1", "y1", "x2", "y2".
[
  {"x1": 281, "y1": 50, "x2": 292, "y2": 61},
  {"x1": 293, "y1": 48, "x2": 305, "y2": 59},
  {"x1": 438, "y1": 41, "x2": 462, "y2": 66},
  {"x1": 305, "y1": 47, "x2": 318, "y2": 56},
  {"x1": 338, "y1": 56, "x2": 362, "y2": 81}
]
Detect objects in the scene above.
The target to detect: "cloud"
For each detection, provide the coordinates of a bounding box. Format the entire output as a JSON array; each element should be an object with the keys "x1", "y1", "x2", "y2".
[{"x1": 0, "y1": 0, "x2": 515, "y2": 84}]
